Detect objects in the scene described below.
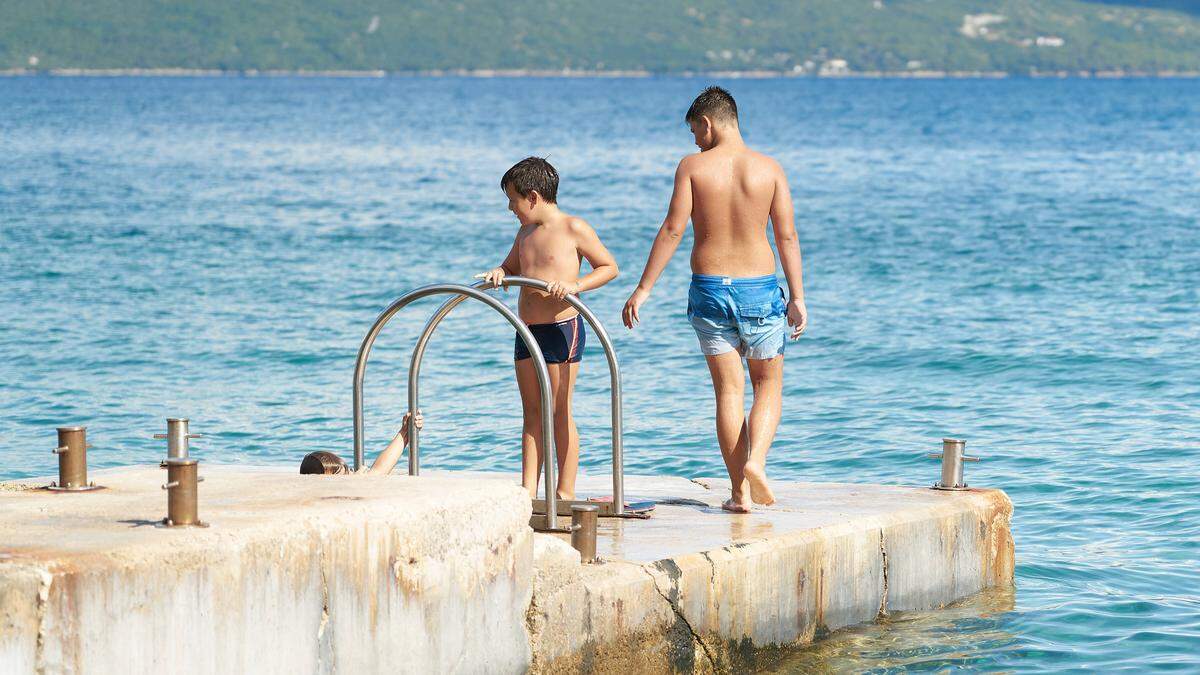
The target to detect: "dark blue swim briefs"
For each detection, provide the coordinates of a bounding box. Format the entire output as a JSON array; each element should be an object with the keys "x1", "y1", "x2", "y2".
[{"x1": 514, "y1": 314, "x2": 586, "y2": 364}]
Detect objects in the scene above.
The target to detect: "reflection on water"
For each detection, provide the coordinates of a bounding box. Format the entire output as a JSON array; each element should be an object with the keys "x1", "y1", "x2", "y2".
[{"x1": 766, "y1": 587, "x2": 1020, "y2": 673}]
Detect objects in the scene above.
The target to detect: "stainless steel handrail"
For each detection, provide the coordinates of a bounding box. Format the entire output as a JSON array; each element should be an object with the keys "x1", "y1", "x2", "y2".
[
  {"x1": 406, "y1": 277, "x2": 625, "y2": 514},
  {"x1": 352, "y1": 283, "x2": 559, "y2": 529}
]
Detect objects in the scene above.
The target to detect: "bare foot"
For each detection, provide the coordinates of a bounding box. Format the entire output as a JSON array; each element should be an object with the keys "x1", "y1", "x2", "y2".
[
  {"x1": 721, "y1": 498, "x2": 751, "y2": 514},
  {"x1": 742, "y1": 462, "x2": 776, "y2": 505}
]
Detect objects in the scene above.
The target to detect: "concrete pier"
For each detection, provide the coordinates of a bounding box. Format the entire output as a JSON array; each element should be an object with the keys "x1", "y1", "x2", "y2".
[
  {"x1": 526, "y1": 474, "x2": 1013, "y2": 673},
  {"x1": 1, "y1": 468, "x2": 1012, "y2": 674},
  {"x1": 0, "y1": 467, "x2": 534, "y2": 674}
]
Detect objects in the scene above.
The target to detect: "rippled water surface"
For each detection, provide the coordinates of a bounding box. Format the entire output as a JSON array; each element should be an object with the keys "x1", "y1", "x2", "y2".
[{"x1": 2, "y1": 76, "x2": 1198, "y2": 671}]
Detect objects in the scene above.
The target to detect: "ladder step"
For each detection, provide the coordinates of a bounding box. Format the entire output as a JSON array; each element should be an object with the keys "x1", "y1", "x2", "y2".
[{"x1": 531, "y1": 498, "x2": 655, "y2": 518}]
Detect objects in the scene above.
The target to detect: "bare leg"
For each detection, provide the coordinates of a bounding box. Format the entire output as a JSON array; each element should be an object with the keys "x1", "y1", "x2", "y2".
[
  {"x1": 515, "y1": 358, "x2": 544, "y2": 498},
  {"x1": 549, "y1": 361, "x2": 580, "y2": 500},
  {"x1": 704, "y1": 351, "x2": 751, "y2": 512},
  {"x1": 744, "y1": 355, "x2": 784, "y2": 505}
]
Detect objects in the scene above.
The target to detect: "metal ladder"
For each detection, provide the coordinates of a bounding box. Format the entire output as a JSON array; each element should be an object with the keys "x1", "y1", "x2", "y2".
[{"x1": 352, "y1": 277, "x2": 625, "y2": 530}]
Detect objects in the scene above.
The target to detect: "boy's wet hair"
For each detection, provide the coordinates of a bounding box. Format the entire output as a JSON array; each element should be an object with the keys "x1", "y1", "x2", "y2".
[
  {"x1": 686, "y1": 86, "x2": 738, "y2": 126},
  {"x1": 501, "y1": 157, "x2": 558, "y2": 204},
  {"x1": 300, "y1": 451, "x2": 349, "y2": 475}
]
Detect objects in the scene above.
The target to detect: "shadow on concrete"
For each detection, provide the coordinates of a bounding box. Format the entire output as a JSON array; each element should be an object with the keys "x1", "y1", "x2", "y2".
[{"x1": 117, "y1": 519, "x2": 162, "y2": 528}]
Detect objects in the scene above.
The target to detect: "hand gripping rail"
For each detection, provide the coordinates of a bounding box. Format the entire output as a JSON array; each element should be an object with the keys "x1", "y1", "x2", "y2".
[{"x1": 352, "y1": 283, "x2": 559, "y2": 529}]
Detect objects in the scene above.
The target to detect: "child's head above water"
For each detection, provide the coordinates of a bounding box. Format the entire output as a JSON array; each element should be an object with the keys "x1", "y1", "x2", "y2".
[
  {"x1": 502, "y1": 157, "x2": 559, "y2": 224},
  {"x1": 299, "y1": 451, "x2": 349, "y2": 475},
  {"x1": 686, "y1": 86, "x2": 739, "y2": 150}
]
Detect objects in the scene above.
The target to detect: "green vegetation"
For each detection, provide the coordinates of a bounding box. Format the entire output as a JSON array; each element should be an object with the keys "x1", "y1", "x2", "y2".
[{"x1": 2, "y1": 0, "x2": 1198, "y2": 74}]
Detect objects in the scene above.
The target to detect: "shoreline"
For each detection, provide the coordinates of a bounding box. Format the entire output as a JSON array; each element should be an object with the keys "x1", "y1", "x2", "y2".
[{"x1": 2, "y1": 67, "x2": 1199, "y2": 79}]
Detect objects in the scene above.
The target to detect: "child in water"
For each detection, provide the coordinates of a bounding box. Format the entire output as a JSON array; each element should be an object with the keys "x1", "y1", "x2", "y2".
[
  {"x1": 482, "y1": 157, "x2": 619, "y2": 499},
  {"x1": 299, "y1": 411, "x2": 422, "y2": 475}
]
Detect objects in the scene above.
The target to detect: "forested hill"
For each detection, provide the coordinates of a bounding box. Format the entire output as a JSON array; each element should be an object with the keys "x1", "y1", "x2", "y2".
[{"x1": 3, "y1": 0, "x2": 1200, "y2": 74}]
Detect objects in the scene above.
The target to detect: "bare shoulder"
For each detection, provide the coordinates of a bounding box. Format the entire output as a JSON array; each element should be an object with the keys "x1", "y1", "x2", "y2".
[
  {"x1": 565, "y1": 214, "x2": 596, "y2": 238},
  {"x1": 677, "y1": 152, "x2": 703, "y2": 173},
  {"x1": 747, "y1": 149, "x2": 785, "y2": 177}
]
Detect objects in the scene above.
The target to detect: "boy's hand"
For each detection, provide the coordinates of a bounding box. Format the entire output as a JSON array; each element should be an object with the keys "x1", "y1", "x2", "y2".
[
  {"x1": 398, "y1": 410, "x2": 424, "y2": 441},
  {"x1": 623, "y1": 287, "x2": 650, "y2": 328},
  {"x1": 787, "y1": 298, "x2": 808, "y2": 339},
  {"x1": 546, "y1": 280, "x2": 579, "y2": 300},
  {"x1": 480, "y1": 267, "x2": 507, "y2": 289}
]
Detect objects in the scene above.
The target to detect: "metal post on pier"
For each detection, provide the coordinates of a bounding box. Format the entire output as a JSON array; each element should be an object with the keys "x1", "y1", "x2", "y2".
[
  {"x1": 48, "y1": 426, "x2": 102, "y2": 491},
  {"x1": 927, "y1": 438, "x2": 980, "y2": 490},
  {"x1": 570, "y1": 504, "x2": 599, "y2": 563},
  {"x1": 153, "y1": 418, "x2": 202, "y2": 459},
  {"x1": 160, "y1": 458, "x2": 207, "y2": 527}
]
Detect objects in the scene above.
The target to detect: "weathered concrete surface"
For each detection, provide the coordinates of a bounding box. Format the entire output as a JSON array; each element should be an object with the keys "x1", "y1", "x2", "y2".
[
  {"x1": 0, "y1": 467, "x2": 534, "y2": 675},
  {"x1": 3, "y1": 468, "x2": 1013, "y2": 675},
  {"x1": 521, "y1": 474, "x2": 1014, "y2": 674}
]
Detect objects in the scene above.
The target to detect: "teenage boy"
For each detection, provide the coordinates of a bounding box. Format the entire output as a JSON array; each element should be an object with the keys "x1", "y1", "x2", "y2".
[{"x1": 623, "y1": 87, "x2": 807, "y2": 512}]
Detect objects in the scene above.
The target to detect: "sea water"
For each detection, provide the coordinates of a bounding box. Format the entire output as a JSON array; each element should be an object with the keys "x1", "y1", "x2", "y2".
[{"x1": 1, "y1": 76, "x2": 1197, "y2": 671}]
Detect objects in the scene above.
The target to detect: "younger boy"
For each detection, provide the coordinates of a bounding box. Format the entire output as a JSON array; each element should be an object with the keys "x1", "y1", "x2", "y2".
[{"x1": 483, "y1": 157, "x2": 618, "y2": 500}]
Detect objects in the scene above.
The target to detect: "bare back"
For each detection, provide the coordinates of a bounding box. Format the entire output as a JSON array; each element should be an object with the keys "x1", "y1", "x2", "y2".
[{"x1": 686, "y1": 147, "x2": 781, "y2": 277}]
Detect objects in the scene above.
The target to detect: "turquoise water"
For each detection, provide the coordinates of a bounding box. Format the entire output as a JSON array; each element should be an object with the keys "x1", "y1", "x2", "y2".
[{"x1": 1, "y1": 76, "x2": 1197, "y2": 670}]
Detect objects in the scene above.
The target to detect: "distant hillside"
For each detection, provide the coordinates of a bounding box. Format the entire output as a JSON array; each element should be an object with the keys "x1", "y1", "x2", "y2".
[{"x1": 3, "y1": 0, "x2": 1199, "y2": 74}]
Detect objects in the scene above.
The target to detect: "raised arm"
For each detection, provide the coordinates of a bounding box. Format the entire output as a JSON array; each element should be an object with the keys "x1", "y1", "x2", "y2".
[
  {"x1": 769, "y1": 164, "x2": 807, "y2": 338},
  {"x1": 622, "y1": 158, "x2": 693, "y2": 328},
  {"x1": 363, "y1": 411, "x2": 423, "y2": 475}
]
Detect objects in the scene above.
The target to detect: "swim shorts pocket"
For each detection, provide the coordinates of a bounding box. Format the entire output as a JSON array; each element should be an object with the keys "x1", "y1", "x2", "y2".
[{"x1": 736, "y1": 303, "x2": 776, "y2": 326}]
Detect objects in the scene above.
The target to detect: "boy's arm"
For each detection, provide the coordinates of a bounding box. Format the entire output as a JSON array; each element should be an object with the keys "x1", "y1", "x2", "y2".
[
  {"x1": 547, "y1": 219, "x2": 618, "y2": 299},
  {"x1": 769, "y1": 164, "x2": 807, "y2": 338},
  {"x1": 622, "y1": 159, "x2": 693, "y2": 328},
  {"x1": 363, "y1": 411, "x2": 422, "y2": 475},
  {"x1": 482, "y1": 237, "x2": 521, "y2": 288}
]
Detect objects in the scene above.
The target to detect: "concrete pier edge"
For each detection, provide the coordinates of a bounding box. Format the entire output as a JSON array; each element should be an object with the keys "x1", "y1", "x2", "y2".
[
  {"x1": 1, "y1": 467, "x2": 1013, "y2": 674},
  {"x1": 526, "y1": 477, "x2": 1013, "y2": 673}
]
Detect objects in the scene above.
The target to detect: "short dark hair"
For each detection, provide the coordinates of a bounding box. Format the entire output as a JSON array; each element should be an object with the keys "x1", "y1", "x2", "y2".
[
  {"x1": 501, "y1": 157, "x2": 558, "y2": 204},
  {"x1": 686, "y1": 86, "x2": 738, "y2": 126},
  {"x1": 300, "y1": 451, "x2": 348, "y2": 475}
]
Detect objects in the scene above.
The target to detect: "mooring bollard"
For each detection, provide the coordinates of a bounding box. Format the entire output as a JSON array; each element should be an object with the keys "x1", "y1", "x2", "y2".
[
  {"x1": 570, "y1": 504, "x2": 599, "y2": 563},
  {"x1": 48, "y1": 426, "x2": 101, "y2": 491},
  {"x1": 153, "y1": 417, "x2": 202, "y2": 459},
  {"x1": 160, "y1": 458, "x2": 207, "y2": 527},
  {"x1": 927, "y1": 438, "x2": 980, "y2": 490}
]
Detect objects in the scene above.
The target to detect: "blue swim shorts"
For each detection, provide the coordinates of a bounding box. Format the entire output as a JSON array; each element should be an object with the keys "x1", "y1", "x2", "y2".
[
  {"x1": 514, "y1": 314, "x2": 586, "y2": 364},
  {"x1": 687, "y1": 274, "x2": 787, "y2": 360}
]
